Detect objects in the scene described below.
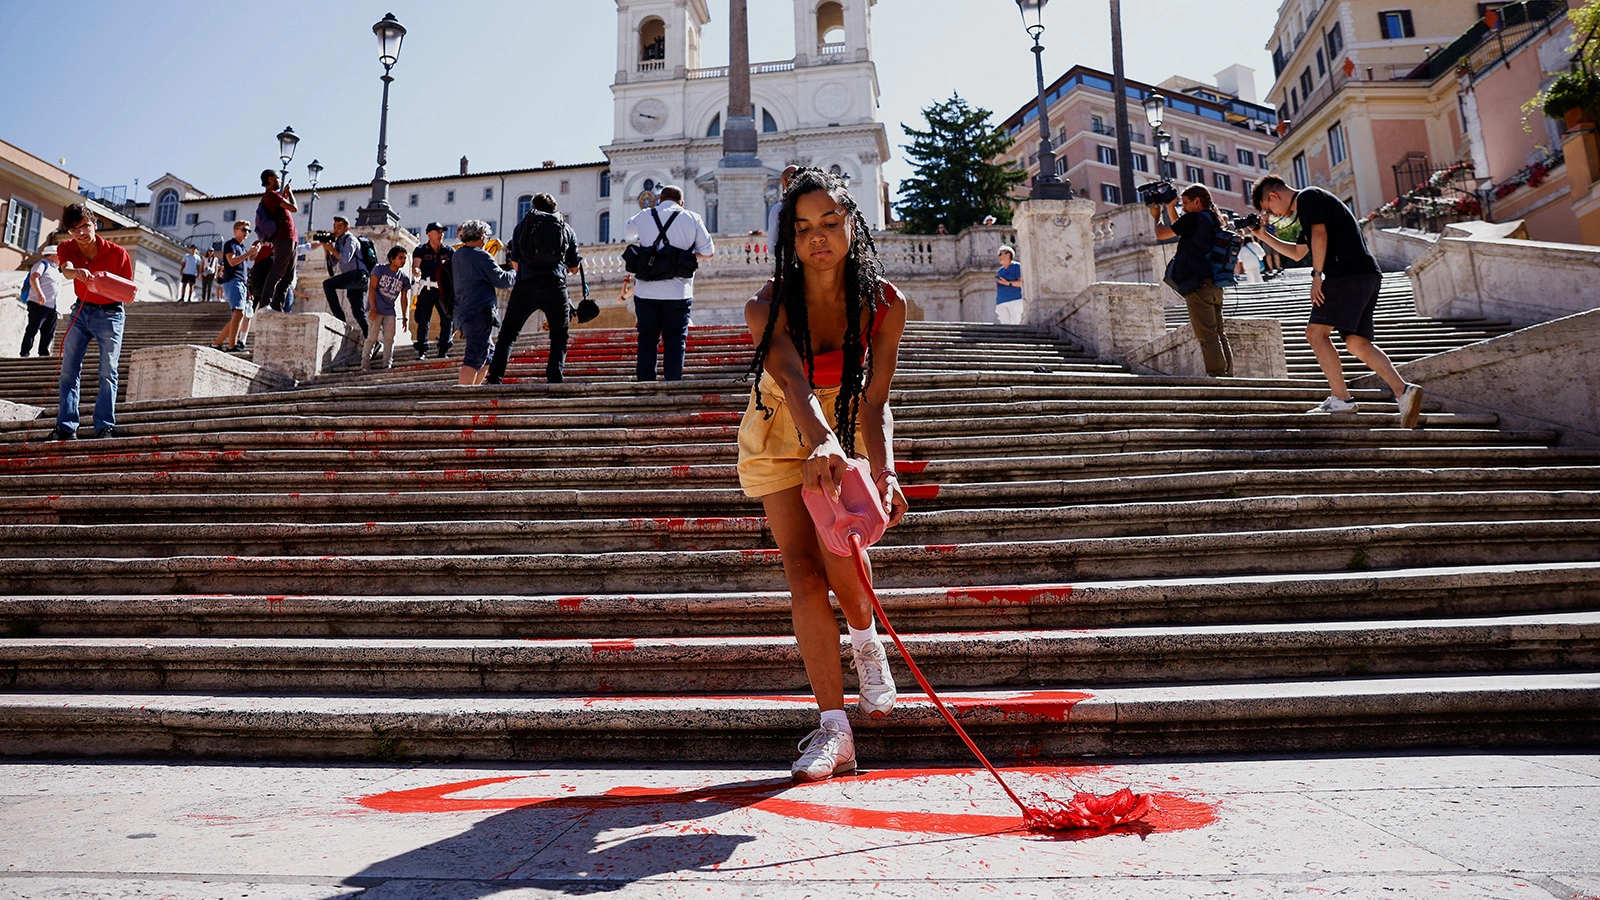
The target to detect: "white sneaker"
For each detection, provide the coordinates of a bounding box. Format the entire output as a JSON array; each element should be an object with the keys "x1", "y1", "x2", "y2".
[
  {"x1": 851, "y1": 640, "x2": 898, "y2": 718},
  {"x1": 1308, "y1": 395, "x2": 1358, "y2": 414},
  {"x1": 791, "y1": 721, "x2": 856, "y2": 783},
  {"x1": 1398, "y1": 383, "x2": 1424, "y2": 428}
]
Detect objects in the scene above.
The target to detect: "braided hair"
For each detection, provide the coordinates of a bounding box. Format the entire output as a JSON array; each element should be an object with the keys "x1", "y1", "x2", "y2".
[{"x1": 744, "y1": 167, "x2": 887, "y2": 458}]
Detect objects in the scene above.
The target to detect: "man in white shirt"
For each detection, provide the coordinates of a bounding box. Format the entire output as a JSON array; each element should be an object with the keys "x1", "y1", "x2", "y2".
[
  {"x1": 623, "y1": 185, "x2": 714, "y2": 381},
  {"x1": 764, "y1": 165, "x2": 799, "y2": 249},
  {"x1": 179, "y1": 246, "x2": 201, "y2": 301},
  {"x1": 21, "y1": 241, "x2": 67, "y2": 357},
  {"x1": 1236, "y1": 235, "x2": 1266, "y2": 284}
]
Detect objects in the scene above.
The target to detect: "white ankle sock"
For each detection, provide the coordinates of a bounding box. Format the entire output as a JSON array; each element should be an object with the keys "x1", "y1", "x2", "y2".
[
  {"x1": 847, "y1": 620, "x2": 879, "y2": 652},
  {"x1": 820, "y1": 709, "x2": 851, "y2": 733}
]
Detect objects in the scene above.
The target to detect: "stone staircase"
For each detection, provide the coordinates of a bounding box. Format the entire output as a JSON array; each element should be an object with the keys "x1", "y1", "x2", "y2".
[
  {"x1": 1169, "y1": 271, "x2": 1522, "y2": 381},
  {"x1": 0, "y1": 292, "x2": 1597, "y2": 764},
  {"x1": 0, "y1": 301, "x2": 235, "y2": 418}
]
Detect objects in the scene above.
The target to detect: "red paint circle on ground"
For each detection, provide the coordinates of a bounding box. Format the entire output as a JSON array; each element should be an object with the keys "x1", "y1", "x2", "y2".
[{"x1": 354, "y1": 766, "x2": 1216, "y2": 838}]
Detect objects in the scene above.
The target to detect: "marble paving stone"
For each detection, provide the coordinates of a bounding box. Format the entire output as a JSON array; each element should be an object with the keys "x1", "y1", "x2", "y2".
[
  {"x1": 0, "y1": 878, "x2": 360, "y2": 900},
  {"x1": 1520, "y1": 754, "x2": 1600, "y2": 780},
  {"x1": 1314, "y1": 786, "x2": 1600, "y2": 875}
]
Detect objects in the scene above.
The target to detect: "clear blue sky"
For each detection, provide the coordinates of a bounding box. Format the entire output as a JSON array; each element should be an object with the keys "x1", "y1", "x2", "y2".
[{"x1": 0, "y1": 0, "x2": 1280, "y2": 205}]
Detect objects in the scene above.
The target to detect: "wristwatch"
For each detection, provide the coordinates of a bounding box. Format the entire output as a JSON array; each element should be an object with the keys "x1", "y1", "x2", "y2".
[{"x1": 1312, "y1": 269, "x2": 1324, "y2": 276}]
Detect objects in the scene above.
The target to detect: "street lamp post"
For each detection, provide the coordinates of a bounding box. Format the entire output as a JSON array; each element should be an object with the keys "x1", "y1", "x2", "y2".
[
  {"x1": 1142, "y1": 92, "x2": 1169, "y2": 180},
  {"x1": 1015, "y1": 0, "x2": 1073, "y2": 200},
  {"x1": 357, "y1": 12, "x2": 407, "y2": 227},
  {"x1": 276, "y1": 126, "x2": 299, "y2": 183},
  {"x1": 305, "y1": 159, "x2": 323, "y2": 232}
]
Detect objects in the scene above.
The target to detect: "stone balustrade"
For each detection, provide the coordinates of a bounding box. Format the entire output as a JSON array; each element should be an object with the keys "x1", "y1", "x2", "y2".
[
  {"x1": 1090, "y1": 204, "x2": 1177, "y2": 290},
  {"x1": 127, "y1": 345, "x2": 294, "y2": 403},
  {"x1": 1407, "y1": 220, "x2": 1600, "y2": 327}
]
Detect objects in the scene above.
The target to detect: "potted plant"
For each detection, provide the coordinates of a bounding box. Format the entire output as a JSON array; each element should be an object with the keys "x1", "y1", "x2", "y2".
[{"x1": 1541, "y1": 69, "x2": 1600, "y2": 129}]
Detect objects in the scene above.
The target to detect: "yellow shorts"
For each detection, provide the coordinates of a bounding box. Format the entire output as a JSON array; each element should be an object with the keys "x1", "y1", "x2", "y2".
[{"x1": 736, "y1": 372, "x2": 842, "y2": 498}]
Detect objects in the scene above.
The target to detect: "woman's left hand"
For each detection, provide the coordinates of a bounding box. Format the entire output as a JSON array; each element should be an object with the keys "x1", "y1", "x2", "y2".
[{"x1": 877, "y1": 470, "x2": 908, "y2": 527}]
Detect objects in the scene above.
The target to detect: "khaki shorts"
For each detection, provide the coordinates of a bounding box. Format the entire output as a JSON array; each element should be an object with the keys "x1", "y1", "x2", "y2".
[{"x1": 737, "y1": 372, "x2": 842, "y2": 498}]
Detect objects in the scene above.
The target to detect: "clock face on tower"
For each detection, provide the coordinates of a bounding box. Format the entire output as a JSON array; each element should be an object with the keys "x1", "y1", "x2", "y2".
[{"x1": 631, "y1": 99, "x2": 668, "y2": 135}]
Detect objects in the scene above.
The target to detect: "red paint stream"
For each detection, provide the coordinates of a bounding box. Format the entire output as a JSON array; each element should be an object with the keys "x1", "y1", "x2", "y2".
[{"x1": 846, "y1": 533, "x2": 1151, "y2": 833}]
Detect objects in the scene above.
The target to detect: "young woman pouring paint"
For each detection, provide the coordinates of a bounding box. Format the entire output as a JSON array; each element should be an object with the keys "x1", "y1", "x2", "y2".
[{"x1": 737, "y1": 167, "x2": 910, "y2": 783}]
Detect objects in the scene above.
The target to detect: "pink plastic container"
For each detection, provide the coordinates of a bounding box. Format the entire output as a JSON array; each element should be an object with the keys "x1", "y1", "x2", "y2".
[
  {"x1": 83, "y1": 270, "x2": 139, "y2": 304},
  {"x1": 801, "y1": 457, "x2": 889, "y2": 557}
]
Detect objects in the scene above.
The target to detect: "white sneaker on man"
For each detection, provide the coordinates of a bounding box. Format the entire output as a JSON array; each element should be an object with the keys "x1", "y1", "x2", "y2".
[
  {"x1": 1308, "y1": 395, "x2": 1358, "y2": 414},
  {"x1": 1398, "y1": 383, "x2": 1424, "y2": 428},
  {"x1": 791, "y1": 720, "x2": 856, "y2": 783},
  {"x1": 852, "y1": 640, "x2": 898, "y2": 718}
]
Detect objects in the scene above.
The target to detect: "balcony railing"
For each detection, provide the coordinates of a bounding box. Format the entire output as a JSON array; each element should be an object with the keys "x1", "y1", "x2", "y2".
[
  {"x1": 686, "y1": 59, "x2": 797, "y2": 80},
  {"x1": 1208, "y1": 150, "x2": 1230, "y2": 164},
  {"x1": 1179, "y1": 144, "x2": 1202, "y2": 157},
  {"x1": 1092, "y1": 122, "x2": 1115, "y2": 136},
  {"x1": 819, "y1": 41, "x2": 847, "y2": 56},
  {"x1": 637, "y1": 59, "x2": 665, "y2": 73}
]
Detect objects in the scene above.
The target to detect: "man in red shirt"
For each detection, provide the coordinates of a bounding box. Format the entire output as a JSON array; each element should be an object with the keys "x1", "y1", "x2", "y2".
[
  {"x1": 257, "y1": 169, "x2": 299, "y2": 312},
  {"x1": 51, "y1": 203, "x2": 134, "y2": 440}
]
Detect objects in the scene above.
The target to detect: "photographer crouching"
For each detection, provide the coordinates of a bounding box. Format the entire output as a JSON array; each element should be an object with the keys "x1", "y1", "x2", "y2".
[{"x1": 1146, "y1": 181, "x2": 1232, "y2": 378}]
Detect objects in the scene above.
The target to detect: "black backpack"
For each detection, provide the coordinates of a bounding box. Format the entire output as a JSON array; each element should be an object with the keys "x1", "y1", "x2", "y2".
[
  {"x1": 517, "y1": 211, "x2": 567, "y2": 268},
  {"x1": 355, "y1": 236, "x2": 379, "y2": 273},
  {"x1": 622, "y1": 208, "x2": 699, "y2": 281}
]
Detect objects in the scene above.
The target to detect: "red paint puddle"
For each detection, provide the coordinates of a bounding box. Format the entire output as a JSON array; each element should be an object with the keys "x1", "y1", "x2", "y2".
[
  {"x1": 902, "y1": 484, "x2": 940, "y2": 500},
  {"x1": 923, "y1": 544, "x2": 960, "y2": 555},
  {"x1": 557, "y1": 597, "x2": 584, "y2": 612},
  {"x1": 895, "y1": 460, "x2": 930, "y2": 474},
  {"x1": 740, "y1": 549, "x2": 783, "y2": 562},
  {"x1": 353, "y1": 766, "x2": 1216, "y2": 839},
  {"x1": 669, "y1": 465, "x2": 692, "y2": 478},
  {"x1": 948, "y1": 586, "x2": 1074, "y2": 607}
]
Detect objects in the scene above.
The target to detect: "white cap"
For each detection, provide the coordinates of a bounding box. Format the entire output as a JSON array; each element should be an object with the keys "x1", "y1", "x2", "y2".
[{"x1": 39, "y1": 245, "x2": 57, "y2": 256}]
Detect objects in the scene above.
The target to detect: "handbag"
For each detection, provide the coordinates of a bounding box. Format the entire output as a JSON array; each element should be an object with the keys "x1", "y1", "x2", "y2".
[{"x1": 573, "y1": 262, "x2": 599, "y2": 323}]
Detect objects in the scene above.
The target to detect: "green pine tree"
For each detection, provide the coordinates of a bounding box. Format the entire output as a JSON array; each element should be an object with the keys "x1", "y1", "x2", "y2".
[{"x1": 896, "y1": 93, "x2": 1028, "y2": 235}]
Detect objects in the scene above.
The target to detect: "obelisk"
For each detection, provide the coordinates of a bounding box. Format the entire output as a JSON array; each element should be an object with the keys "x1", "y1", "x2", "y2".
[{"x1": 713, "y1": 0, "x2": 766, "y2": 234}]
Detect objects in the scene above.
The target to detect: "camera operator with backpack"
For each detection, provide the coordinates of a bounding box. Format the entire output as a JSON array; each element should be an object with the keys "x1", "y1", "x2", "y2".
[
  {"x1": 1150, "y1": 182, "x2": 1234, "y2": 378},
  {"x1": 488, "y1": 194, "x2": 582, "y2": 385},
  {"x1": 319, "y1": 217, "x2": 371, "y2": 340},
  {"x1": 622, "y1": 185, "x2": 713, "y2": 382}
]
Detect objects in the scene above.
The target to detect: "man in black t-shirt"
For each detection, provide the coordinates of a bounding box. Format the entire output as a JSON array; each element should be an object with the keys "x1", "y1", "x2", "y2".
[
  {"x1": 1250, "y1": 176, "x2": 1424, "y2": 427},
  {"x1": 489, "y1": 193, "x2": 582, "y2": 384},
  {"x1": 411, "y1": 222, "x2": 454, "y2": 359}
]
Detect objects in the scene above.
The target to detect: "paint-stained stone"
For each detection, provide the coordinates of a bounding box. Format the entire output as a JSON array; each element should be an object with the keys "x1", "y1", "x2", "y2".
[{"x1": 2, "y1": 755, "x2": 1597, "y2": 898}]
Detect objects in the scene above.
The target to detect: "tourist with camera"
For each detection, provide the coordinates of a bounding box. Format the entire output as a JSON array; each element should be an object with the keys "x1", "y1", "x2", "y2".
[
  {"x1": 1149, "y1": 182, "x2": 1233, "y2": 377},
  {"x1": 623, "y1": 185, "x2": 713, "y2": 382},
  {"x1": 319, "y1": 217, "x2": 370, "y2": 340},
  {"x1": 1247, "y1": 175, "x2": 1423, "y2": 426}
]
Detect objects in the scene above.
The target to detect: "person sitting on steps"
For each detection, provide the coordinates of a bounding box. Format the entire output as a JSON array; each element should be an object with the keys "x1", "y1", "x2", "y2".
[{"x1": 737, "y1": 167, "x2": 911, "y2": 784}]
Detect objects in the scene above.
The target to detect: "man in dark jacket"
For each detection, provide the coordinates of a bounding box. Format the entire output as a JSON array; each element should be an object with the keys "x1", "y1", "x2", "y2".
[
  {"x1": 488, "y1": 194, "x2": 581, "y2": 384},
  {"x1": 411, "y1": 222, "x2": 454, "y2": 359}
]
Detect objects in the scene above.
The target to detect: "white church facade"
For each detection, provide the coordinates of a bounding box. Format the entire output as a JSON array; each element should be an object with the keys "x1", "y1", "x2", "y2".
[{"x1": 149, "y1": 0, "x2": 889, "y2": 252}]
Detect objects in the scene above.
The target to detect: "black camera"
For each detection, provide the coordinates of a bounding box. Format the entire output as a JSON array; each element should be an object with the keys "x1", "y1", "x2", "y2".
[
  {"x1": 1136, "y1": 180, "x2": 1178, "y2": 206},
  {"x1": 1233, "y1": 213, "x2": 1262, "y2": 232},
  {"x1": 310, "y1": 229, "x2": 336, "y2": 244}
]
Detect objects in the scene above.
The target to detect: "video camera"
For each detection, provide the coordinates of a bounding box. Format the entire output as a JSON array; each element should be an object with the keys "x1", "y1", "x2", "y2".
[
  {"x1": 310, "y1": 230, "x2": 337, "y2": 244},
  {"x1": 1136, "y1": 180, "x2": 1179, "y2": 206},
  {"x1": 1232, "y1": 213, "x2": 1262, "y2": 232}
]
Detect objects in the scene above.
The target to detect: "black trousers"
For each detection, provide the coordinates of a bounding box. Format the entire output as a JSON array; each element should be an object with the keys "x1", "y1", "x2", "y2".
[
  {"x1": 413, "y1": 288, "x2": 452, "y2": 350},
  {"x1": 490, "y1": 280, "x2": 568, "y2": 383},
  {"x1": 21, "y1": 302, "x2": 57, "y2": 357},
  {"x1": 322, "y1": 269, "x2": 369, "y2": 336}
]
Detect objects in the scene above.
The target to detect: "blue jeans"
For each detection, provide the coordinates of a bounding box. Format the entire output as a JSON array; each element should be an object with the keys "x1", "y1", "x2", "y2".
[
  {"x1": 57, "y1": 302, "x2": 125, "y2": 435},
  {"x1": 634, "y1": 296, "x2": 691, "y2": 382}
]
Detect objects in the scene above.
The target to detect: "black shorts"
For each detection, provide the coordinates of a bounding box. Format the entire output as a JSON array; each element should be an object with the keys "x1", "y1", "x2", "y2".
[
  {"x1": 181, "y1": 274, "x2": 197, "y2": 285},
  {"x1": 1309, "y1": 272, "x2": 1381, "y2": 341}
]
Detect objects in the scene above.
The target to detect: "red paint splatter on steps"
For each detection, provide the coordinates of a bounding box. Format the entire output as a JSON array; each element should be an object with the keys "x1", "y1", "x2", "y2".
[
  {"x1": 902, "y1": 484, "x2": 940, "y2": 500},
  {"x1": 895, "y1": 460, "x2": 929, "y2": 474},
  {"x1": 353, "y1": 767, "x2": 1215, "y2": 839},
  {"x1": 557, "y1": 597, "x2": 584, "y2": 612},
  {"x1": 947, "y1": 586, "x2": 1074, "y2": 607},
  {"x1": 590, "y1": 640, "x2": 635, "y2": 658}
]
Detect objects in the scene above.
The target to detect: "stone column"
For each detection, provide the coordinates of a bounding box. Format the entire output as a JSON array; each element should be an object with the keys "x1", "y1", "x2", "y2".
[{"x1": 714, "y1": 0, "x2": 767, "y2": 235}]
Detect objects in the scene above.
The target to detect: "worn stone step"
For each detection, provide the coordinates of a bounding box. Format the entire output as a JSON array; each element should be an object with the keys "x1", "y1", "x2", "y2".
[
  {"x1": 1, "y1": 518, "x2": 1595, "y2": 595},
  {"x1": 5, "y1": 562, "x2": 1594, "y2": 639},
  {"x1": 2, "y1": 672, "x2": 1594, "y2": 761},
  {"x1": 4, "y1": 490, "x2": 1594, "y2": 543},
  {"x1": 4, "y1": 612, "x2": 1596, "y2": 695}
]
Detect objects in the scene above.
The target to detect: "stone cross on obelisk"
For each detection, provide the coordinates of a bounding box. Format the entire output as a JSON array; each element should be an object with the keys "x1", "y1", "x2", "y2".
[{"x1": 714, "y1": 0, "x2": 766, "y2": 234}]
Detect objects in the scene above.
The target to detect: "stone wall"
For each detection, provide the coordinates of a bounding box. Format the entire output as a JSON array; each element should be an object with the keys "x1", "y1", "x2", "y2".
[
  {"x1": 1353, "y1": 307, "x2": 1600, "y2": 447},
  {"x1": 1364, "y1": 225, "x2": 1439, "y2": 272},
  {"x1": 1091, "y1": 204, "x2": 1177, "y2": 289},
  {"x1": 0, "y1": 273, "x2": 27, "y2": 359},
  {"x1": 1030, "y1": 281, "x2": 1165, "y2": 361},
  {"x1": 127, "y1": 345, "x2": 294, "y2": 403},
  {"x1": 1408, "y1": 220, "x2": 1600, "y2": 327},
  {"x1": 1125, "y1": 318, "x2": 1288, "y2": 379}
]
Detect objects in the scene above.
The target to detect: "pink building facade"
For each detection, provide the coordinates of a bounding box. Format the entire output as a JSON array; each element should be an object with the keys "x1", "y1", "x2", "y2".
[{"x1": 998, "y1": 65, "x2": 1281, "y2": 216}]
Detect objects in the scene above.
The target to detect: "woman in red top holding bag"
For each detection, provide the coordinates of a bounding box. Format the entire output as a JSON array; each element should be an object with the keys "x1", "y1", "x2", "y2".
[
  {"x1": 50, "y1": 204, "x2": 134, "y2": 441},
  {"x1": 737, "y1": 167, "x2": 910, "y2": 784}
]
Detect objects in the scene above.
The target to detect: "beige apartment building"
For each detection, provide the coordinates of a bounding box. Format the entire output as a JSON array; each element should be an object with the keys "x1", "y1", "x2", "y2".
[
  {"x1": 1264, "y1": 0, "x2": 1520, "y2": 213},
  {"x1": 998, "y1": 65, "x2": 1280, "y2": 216}
]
